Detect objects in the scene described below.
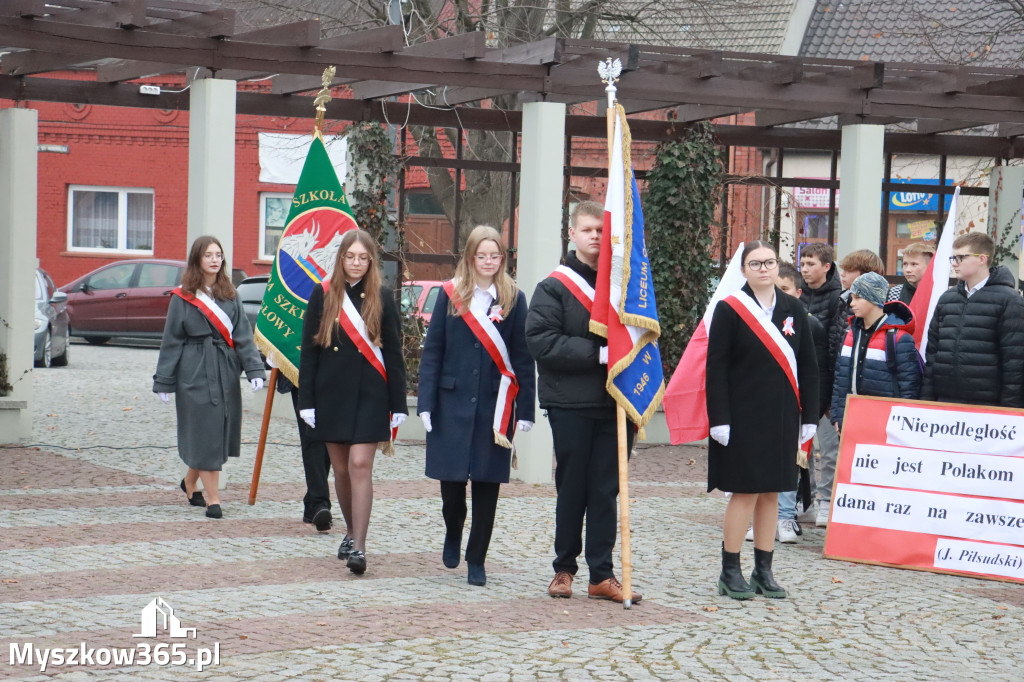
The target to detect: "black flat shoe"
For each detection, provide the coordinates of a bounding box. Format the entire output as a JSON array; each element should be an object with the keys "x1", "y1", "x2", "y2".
[
  {"x1": 205, "y1": 504, "x2": 222, "y2": 519},
  {"x1": 312, "y1": 508, "x2": 333, "y2": 532},
  {"x1": 337, "y1": 536, "x2": 354, "y2": 560},
  {"x1": 347, "y1": 550, "x2": 366, "y2": 575},
  {"x1": 180, "y1": 479, "x2": 206, "y2": 507}
]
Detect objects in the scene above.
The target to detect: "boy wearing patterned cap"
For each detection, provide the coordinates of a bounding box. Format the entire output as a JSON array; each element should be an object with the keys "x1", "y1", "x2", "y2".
[{"x1": 830, "y1": 272, "x2": 922, "y2": 433}]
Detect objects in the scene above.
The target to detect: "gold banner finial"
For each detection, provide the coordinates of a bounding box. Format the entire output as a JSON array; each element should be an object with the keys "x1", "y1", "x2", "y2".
[{"x1": 313, "y1": 65, "x2": 337, "y2": 133}]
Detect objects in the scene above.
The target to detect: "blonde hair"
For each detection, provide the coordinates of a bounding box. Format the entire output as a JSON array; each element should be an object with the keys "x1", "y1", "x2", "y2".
[
  {"x1": 902, "y1": 241, "x2": 935, "y2": 260},
  {"x1": 314, "y1": 230, "x2": 384, "y2": 347},
  {"x1": 448, "y1": 225, "x2": 518, "y2": 318}
]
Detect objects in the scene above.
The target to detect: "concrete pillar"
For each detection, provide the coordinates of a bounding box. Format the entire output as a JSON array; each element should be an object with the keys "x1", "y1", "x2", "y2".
[
  {"x1": 987, "y1": 165, "x2": 1024, "y2": 287},
  {"x1": 0, "y1": 108, "x2": 38, "y2": 441},
  {"x1": 513, "y1": 102, "x2": 566, "y2": 484},
  {"x1": 837, "y1": 124, "x2": 885, "y2": 260},
  {"x1": 188, "y1": 78, "x2": 236, "y2": 264}
]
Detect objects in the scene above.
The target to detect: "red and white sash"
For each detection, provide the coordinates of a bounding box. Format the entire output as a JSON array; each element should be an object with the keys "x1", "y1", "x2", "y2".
[
  {"x1": 723, "y1": 291, "x2": 799, "y2": 407},
  {"x1": 550, "y1": 265, "x2": 594, "y2": 313},
  {"x1": 172, "y1": 287, "x2": 234, "y2": 348},
  {"x1": 443, "y1": 280, "x2": 519, "y2": 448},
  {"x1": 324, "y1": 281, "x2": 397, "y2": 445}
]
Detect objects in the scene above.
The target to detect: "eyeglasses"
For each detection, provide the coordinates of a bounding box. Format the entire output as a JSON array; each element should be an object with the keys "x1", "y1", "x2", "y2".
[
  {"x1": 203, "y1": 253, "x2": 224, "y2": 261},
  {"x1": 949, "y1": 253, "x2": 985, "y2": 265},
  {"x1": 746, "y1": 258, "x2": 779, "y2": 271},
  {"x1": 343, "y1": 253, "x2": 370, "y2": 264},
  {"x1": 475, "y1": 253, "x2": 503, "y2": 263}
]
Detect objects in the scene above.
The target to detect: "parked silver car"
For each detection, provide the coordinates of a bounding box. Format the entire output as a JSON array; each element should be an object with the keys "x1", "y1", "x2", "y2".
[{"x1": 35, "y1": 268, "x2": 70, "y2": 367}]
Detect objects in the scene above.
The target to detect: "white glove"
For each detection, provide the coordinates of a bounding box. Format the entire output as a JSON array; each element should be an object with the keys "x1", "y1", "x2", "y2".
[
  {"x1": 265, "y1": 353, "x2": 277, "y2": 369},
  {"x1": 251, "y1": 378, "x2": 264, "y2": 392},
  {"x1": 800, "y1": 423, "x2": 817, "y2": 444},
  {"x1": 420, "y1": 412, "x2": 432, "y2": 433},
  {"x1": 390, "y1": 413, "x2": 407, "y2": 429},
  {"x1": 157, "y1": 392, "x2": 170, "y2": 405},
  {"x1": 710, "y1": 425, "x2": 730, "y2": 446},
  {"x1": 517, "y1": 420, "x2": 534, "y2": 432},
  {"x1": 300, "y1": 408, "x2": 315, "y2": 428},
  {"x1": 599, "y1": 346, "x2": 609, "y2": 365}
]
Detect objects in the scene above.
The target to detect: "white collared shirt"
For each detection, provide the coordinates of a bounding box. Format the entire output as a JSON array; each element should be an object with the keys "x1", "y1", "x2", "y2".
[
  {"x1": 966, "y1": 276, "x2": 989, "y2": 298},
  {"x1": 758, "y1": 292, "x2": 777, "y2": 318},
  {"x1": 471, "y1": 283, "x2": 498, "y2": 316}
]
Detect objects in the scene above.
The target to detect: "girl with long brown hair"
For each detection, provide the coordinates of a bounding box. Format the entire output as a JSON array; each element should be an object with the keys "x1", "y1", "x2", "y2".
[
  {"x1": 298, "y1": 229, "x2": 407, "y2": 575},
  {"x1": 417, "y1": 225, "x2": 535, "y2": 587},
  {"x1": 154, "y1": 235, "x2": 266, "y2": 519}
]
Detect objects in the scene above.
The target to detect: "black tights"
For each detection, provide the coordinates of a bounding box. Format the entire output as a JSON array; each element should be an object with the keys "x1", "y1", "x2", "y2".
[{"x1": 440, "y1": 480, "x2": 500, "y2": 565}]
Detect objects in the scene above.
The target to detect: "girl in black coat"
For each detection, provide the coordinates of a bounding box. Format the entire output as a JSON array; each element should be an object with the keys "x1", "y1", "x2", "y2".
[
  {"x1": 706, "y1": 241, "x2": 819, "y2": 600},
  {"x1": 417, "y1": 225, "x2": 536, "y2": 587},
  {"x1": 298, "y1": 229, "x2": 408, "y2": 575}
]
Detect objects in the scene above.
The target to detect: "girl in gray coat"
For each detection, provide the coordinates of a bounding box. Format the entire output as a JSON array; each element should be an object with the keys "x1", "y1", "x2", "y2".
[{"x1": 154, "y1": 236, "x2": 266, "y2": 519}]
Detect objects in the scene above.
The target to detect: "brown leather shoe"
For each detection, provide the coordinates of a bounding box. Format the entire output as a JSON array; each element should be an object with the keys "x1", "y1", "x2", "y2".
[
  {"x1": 548, "y1": 571, "x2": 573, "y2": 598},
  {"x1": 588, "y1": 577, "x2": 642, "y2": 603}
]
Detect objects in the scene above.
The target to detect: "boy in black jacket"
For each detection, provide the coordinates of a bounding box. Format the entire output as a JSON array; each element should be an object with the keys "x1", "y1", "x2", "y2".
[
  {"x1": 770, "y1": 263, "x2": 827, "y2": 542},
  {"x1": 525, "y1": 200, "x2": 640, "y2": 605},
  {"x1": 922, "y1": 232, "x2": 1024, "y2": 407},
  {"x1": 798, "y1": 243, "x2": 843, "y2": 527}
]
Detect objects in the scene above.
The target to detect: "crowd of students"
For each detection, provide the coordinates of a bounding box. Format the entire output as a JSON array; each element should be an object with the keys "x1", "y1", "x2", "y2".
[
  {"x1": 152, "y1": 216, "x2": 1023, "y2": 605},
  {"x1": 711, "y1": 231, "x2": 1023, "y2": 600}
]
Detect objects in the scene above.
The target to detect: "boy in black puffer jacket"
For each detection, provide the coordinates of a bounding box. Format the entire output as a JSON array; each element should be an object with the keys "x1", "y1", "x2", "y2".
[
  {"x1": 921, "y1": 232, "x2": 1024, "y2": 407},
  {"x1": 831, "y1": 272, "x2": 922, "y2": 430}
]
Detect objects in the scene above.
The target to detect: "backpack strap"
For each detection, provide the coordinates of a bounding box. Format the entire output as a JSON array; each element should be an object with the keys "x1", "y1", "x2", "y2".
[{"x1": 885, "y1": 327, "x2": 900, "y2": 396}]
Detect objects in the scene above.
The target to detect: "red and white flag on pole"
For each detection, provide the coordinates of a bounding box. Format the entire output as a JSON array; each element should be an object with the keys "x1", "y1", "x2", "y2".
[
  {"x1": 662, "y1": 244, "x2": 747, "y2": 444},
  {"x1": 909, "y1": 186, "x2": 960, "y2": 359}
]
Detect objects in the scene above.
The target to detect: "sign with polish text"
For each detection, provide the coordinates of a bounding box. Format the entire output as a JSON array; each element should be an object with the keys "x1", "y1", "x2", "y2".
[{"x1": 823, "y1": 396, "x2": 1024, "y2": 584}]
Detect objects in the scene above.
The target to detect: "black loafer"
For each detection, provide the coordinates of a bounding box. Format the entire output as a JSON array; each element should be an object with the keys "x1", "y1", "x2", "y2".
[
  {"x1": 205, "y1": 504, "x2": 222, "y2": 519},
  {"x1": 180, "y1": 479, "x2": 206, "y2": 507},
  {"x1": 337, "y1": 536, "x2": 354, "y2": 560},
  {"x1": 312, "y1": 508, "x2": 332, "y2": 532},
  {"x1": 347, "y1": 550, "x2": 366, "y2": 575}
]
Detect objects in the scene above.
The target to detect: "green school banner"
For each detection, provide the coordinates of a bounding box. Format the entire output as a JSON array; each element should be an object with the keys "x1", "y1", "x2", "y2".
[{"x1": 254, "y1": 132, "x2": 357, "y2": 384}]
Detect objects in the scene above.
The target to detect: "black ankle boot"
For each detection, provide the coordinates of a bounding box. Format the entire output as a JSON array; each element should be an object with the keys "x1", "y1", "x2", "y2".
[
  {"x1": 717, "y1": 543, "x2": 755, "y2": 600},
  {"x1": 750, "y1": 548, "x2": 787, "y2": 598},
  {"x1": 442, "y1": 532, "x2": 462, "y2": 569}
]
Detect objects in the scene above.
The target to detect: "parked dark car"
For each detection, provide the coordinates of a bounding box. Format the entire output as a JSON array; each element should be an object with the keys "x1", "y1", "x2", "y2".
[
  {"x1": 237, "y1": 275, "x2": 269, "y2": 332},
  {"x1": 35, "y1": 268, "x2": 70, "y2": 367},
  {"x1": 59, "y1": 259, "x2": 186, "y2": 344}
]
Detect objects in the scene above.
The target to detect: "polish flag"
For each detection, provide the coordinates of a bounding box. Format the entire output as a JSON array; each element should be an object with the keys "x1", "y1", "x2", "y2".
[
  {"x1": 663, "y1": 244, "x2": 747, "y2": 444},
  {"x1": 909, "y1": 186, "x2": 960, "y2": 359}
]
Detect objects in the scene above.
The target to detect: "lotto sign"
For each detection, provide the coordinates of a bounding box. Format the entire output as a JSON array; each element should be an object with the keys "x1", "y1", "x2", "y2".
[{"x1": 823, "y1": 396, "x2": 1024, "y2": 584}]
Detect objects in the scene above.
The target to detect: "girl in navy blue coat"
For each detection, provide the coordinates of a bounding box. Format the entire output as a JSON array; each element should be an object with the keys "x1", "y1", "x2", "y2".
[
  {"x1": 417, "y1": 225, "x2": 536, "y2": 587},
  {"x1": 830, "y1": 272, "x2": 922, "y2": 431}
]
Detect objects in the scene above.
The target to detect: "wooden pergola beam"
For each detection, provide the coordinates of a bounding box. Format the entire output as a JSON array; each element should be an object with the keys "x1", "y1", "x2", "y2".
[{"x1": 348, "y1": 32, "x2": 489, "y2": 99}]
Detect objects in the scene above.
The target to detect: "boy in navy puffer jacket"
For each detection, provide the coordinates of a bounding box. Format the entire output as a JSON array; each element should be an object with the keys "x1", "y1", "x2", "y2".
[{"x1": 831, "y1": 272, "x2": 922, "y2": 431}]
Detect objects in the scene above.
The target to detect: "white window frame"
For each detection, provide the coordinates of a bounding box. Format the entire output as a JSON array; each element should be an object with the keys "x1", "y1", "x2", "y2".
[
  {"x1": 66, "y1": 185, "x2": 155, "y2": 255},
  {"x1": 259, "y1": 191, "x2": 293, "y2": 260}
]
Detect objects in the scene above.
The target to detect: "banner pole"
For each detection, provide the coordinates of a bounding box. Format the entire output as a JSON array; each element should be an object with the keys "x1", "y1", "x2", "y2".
[
  {"x1": 616, "y1": 404, "x2": 633, "y2": 609},
  {"x1": 248, "y1": 367, "x2": 278, "y2": 505}
]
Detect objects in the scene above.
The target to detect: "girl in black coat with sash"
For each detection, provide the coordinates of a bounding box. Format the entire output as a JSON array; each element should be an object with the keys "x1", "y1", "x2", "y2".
[
  {"x1": 298, "y1": 229, "x2": 408, "y2": 575},
  {"x1": 417, "y1": 225, "x2": 536, "y2": 587},
  {"x1": 706, "y1": 241, "x2": 819, "y2": 600}
]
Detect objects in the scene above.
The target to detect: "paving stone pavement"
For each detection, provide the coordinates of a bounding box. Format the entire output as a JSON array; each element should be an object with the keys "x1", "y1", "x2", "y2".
[{"x1": 1, "y1": 341, "x2": 1022, "y2": 680}]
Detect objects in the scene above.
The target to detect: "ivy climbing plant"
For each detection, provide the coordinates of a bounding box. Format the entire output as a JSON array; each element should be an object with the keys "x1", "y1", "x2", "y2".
[
  {"x1": 643, "y1": 122, "x2": 724, "y2": 377},
  {"x1": 344, "y1": 122, "x2": 426, "y2": 392}
]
